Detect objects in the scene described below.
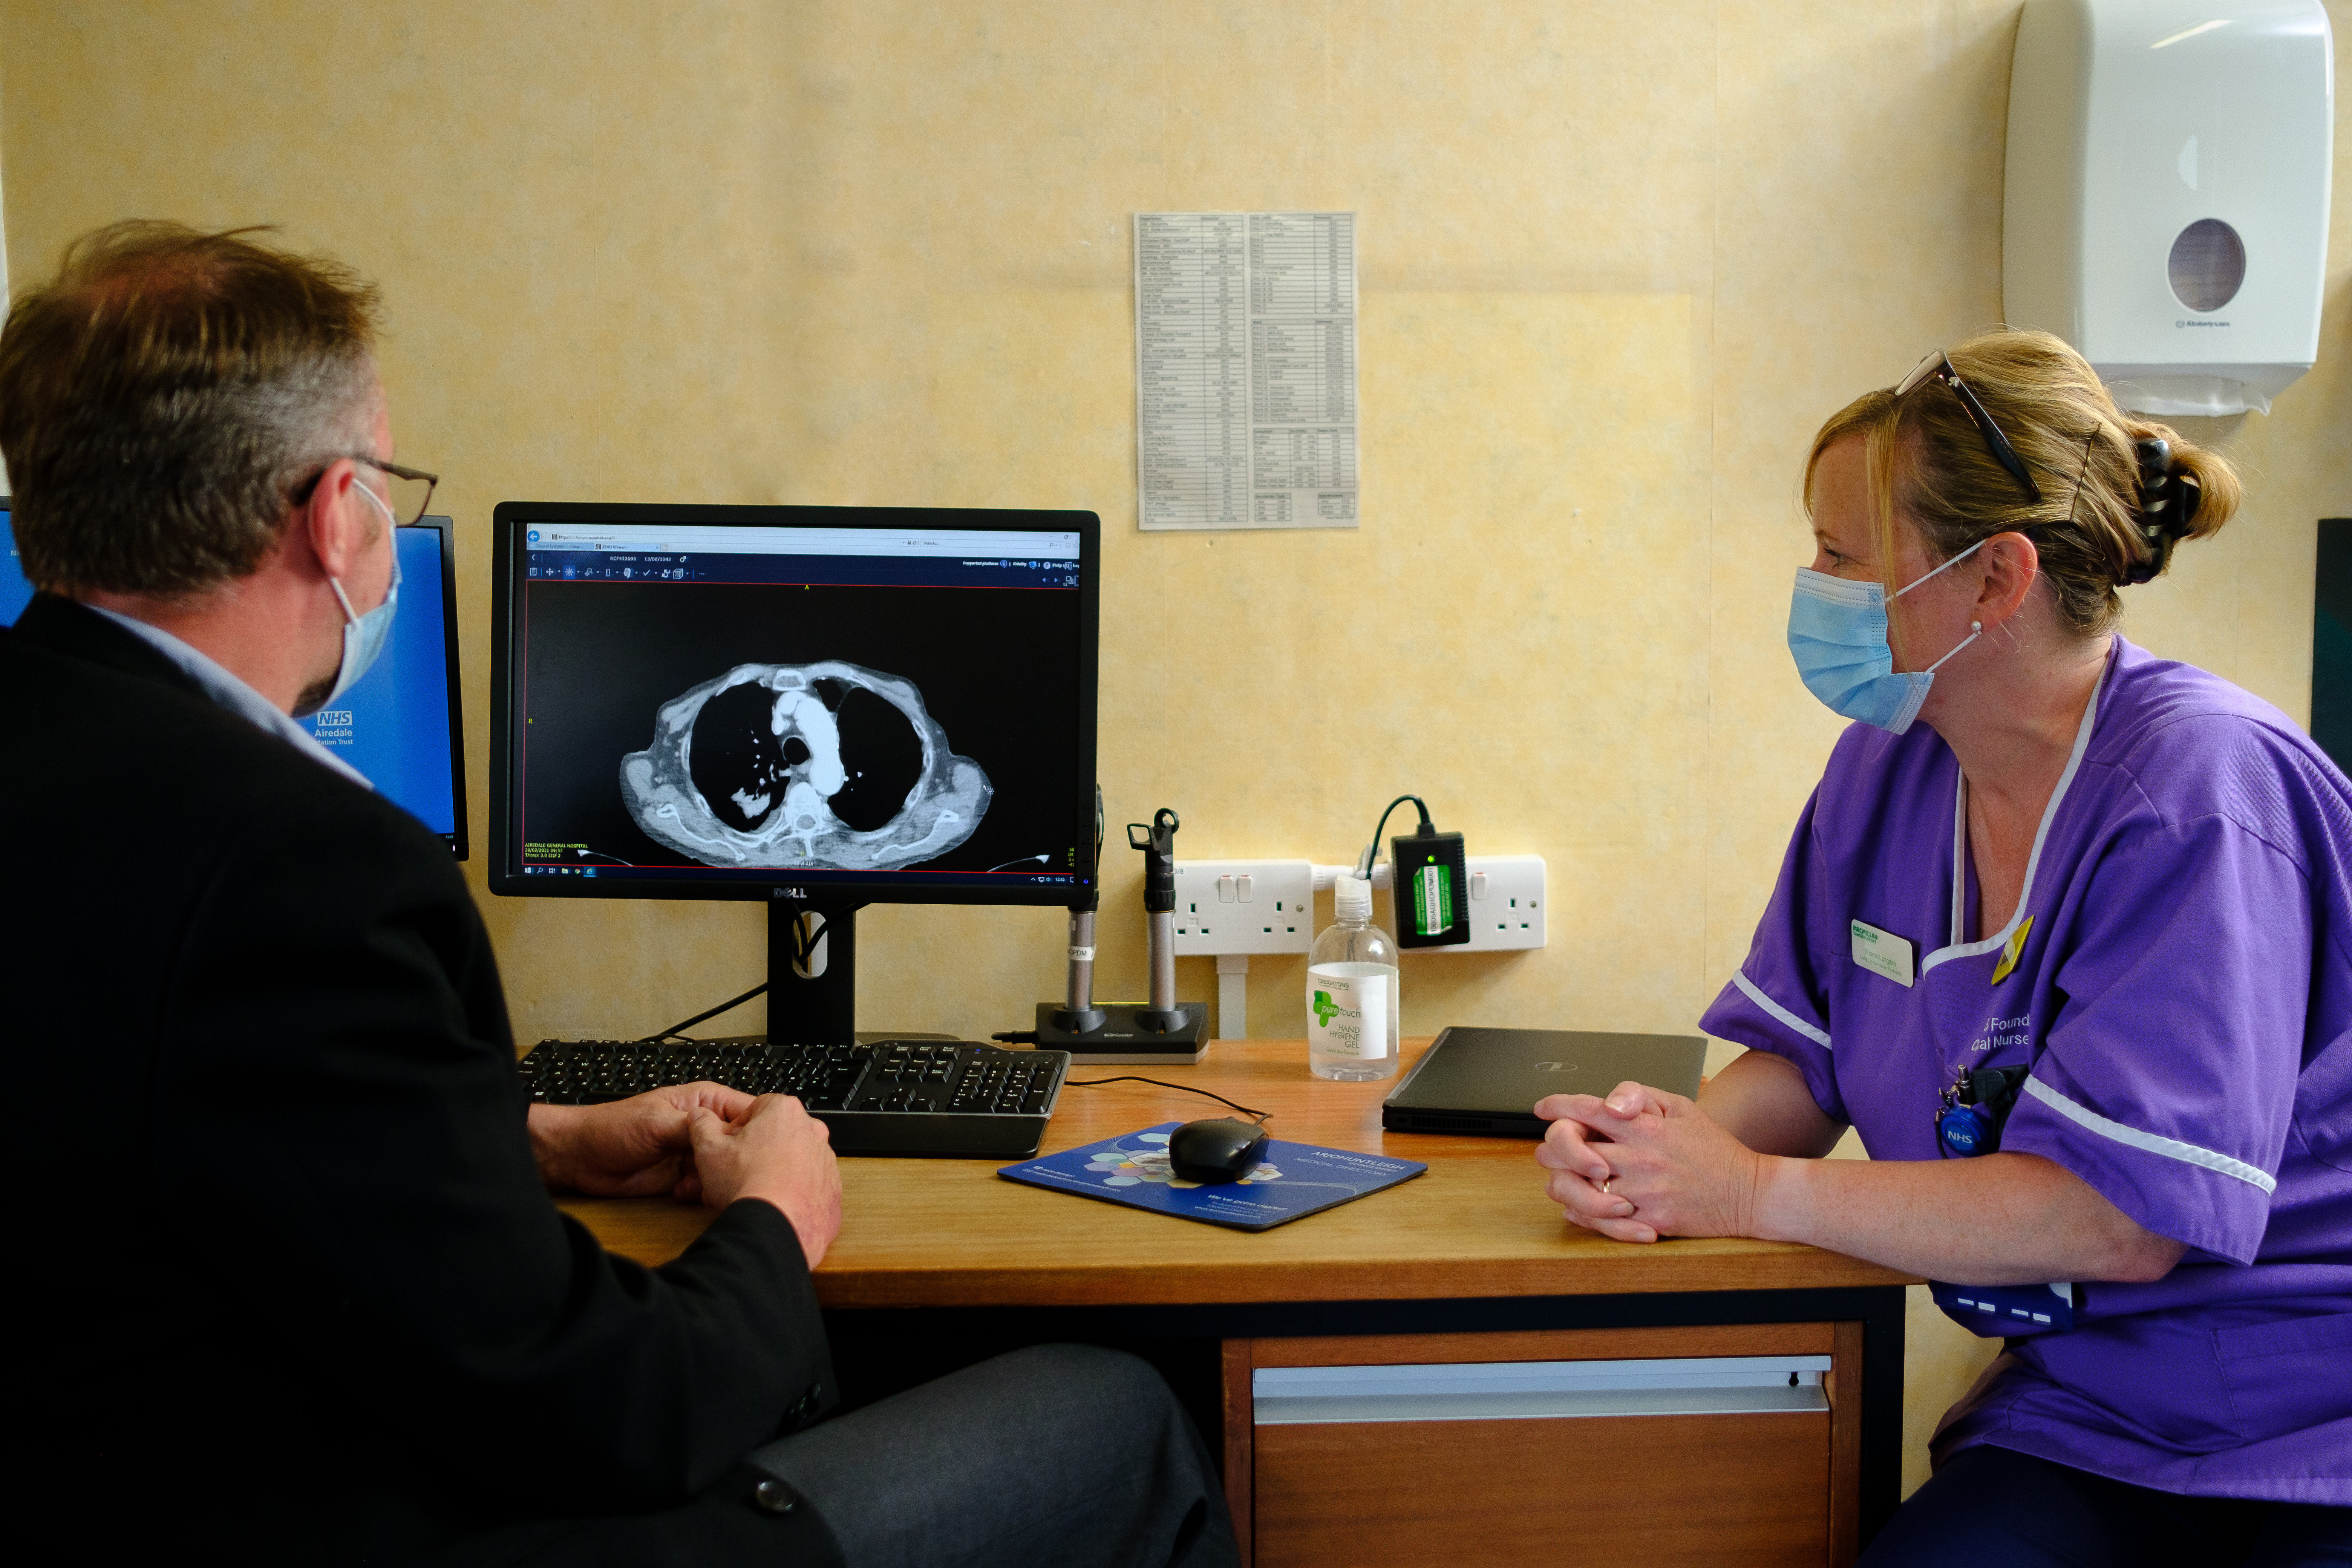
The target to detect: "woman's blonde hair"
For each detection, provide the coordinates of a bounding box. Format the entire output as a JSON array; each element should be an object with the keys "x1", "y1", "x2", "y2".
[{"x1": 1804, "y1": 328, "x2": 2241, "y2": 638}]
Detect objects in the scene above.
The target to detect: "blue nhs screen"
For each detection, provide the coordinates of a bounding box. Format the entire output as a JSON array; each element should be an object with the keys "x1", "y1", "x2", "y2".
[
  {"x1": 312, "y1": 526, "x2": 459, "y2": 838},
  {"x1": 0, "y1": 511, "x2": 459, "y2": 841}
]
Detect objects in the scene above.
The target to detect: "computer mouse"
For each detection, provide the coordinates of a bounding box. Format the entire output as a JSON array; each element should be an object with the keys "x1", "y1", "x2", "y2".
[{"x1": 1167, "y1": 1117, "x2": 1270, "y2": 1184}]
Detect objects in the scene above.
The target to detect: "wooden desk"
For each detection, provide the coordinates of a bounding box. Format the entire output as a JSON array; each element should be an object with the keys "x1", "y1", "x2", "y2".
[{"x1": 564, "y1": 1040, "x2": 1917, "y2": 1566}]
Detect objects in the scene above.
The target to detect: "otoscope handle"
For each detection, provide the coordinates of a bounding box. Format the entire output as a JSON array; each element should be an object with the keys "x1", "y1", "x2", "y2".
[
  {"x1": 1146, "y1": 911, "x2": 1176, "y2": 1012},
  {"x1": 1128, "y1": 808, "x2": 1179, "y2": 914},
  {"x1": 1130, "y1": 808, "x2": 1182, "y2": 1020},
  {"x1": 1066, "y1": 908, "x2": 1098, "y2": 1014}
]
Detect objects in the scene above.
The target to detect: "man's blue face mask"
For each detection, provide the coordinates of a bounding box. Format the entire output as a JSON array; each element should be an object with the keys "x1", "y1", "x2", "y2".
[
  {"x1": 1786, "y1": 538, "x2": 1984, "y2": 735},
  {"x1": 323, "y1": 479, "x2": 402, "y2": 707}
]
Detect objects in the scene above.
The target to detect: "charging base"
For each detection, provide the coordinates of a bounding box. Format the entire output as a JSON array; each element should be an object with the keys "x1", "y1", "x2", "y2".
[{"x1": 1035, "y1": 1001, "x2": 1210, "y2": 1064}]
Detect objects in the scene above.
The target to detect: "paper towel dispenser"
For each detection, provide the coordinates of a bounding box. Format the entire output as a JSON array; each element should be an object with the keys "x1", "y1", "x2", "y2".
[{"x1": 2003, "y1": 0, "x2": 2334, "y2": 416}]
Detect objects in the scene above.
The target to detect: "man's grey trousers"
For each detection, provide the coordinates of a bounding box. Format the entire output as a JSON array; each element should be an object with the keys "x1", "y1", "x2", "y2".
[{"x1": 753, "y1": 1343, "x2": 1240, "y2": 1568}]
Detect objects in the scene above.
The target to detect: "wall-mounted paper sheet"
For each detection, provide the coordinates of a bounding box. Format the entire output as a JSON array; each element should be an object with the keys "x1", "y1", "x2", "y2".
[{"x1": 1135, "y1": 211, "x2": 1358, "y2": 531}]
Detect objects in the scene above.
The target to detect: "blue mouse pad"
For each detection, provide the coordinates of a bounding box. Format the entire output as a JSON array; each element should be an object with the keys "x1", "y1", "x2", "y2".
[{"x1": 998, "y1": 1123, "x2": 1426, "y2": 1232}]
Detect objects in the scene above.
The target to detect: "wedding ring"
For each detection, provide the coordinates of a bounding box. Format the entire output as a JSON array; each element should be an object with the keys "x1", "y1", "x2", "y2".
[{"x1": 1601, "y1": 1175, "x2": 1614, "y2": 1194}]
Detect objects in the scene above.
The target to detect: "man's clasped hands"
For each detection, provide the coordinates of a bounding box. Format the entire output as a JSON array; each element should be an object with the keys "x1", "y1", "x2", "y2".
[{"x1": 527, "y1": 1086, "x2": 845, "y2": 1266}]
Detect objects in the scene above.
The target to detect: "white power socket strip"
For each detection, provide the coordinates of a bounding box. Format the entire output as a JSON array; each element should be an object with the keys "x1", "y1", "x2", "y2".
[
  {"x1": 1171, "y1": 855, "x2": 1546, "y2": 956},
  {"x1": 1171, "y1": 859, "x2": 1317, "y2": 956}
]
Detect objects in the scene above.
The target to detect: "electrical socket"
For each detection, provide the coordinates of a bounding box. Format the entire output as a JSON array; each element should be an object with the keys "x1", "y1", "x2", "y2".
[
  {"x1": 1457, "y1": 854, "x2": 1547, "y2": 951},
  {"x1": 1171, "y1": 859, "x2": 1316, "y2": 956},
  {"x1": 1173, "y1": 855, "x2": 1545, "y2": 955}
]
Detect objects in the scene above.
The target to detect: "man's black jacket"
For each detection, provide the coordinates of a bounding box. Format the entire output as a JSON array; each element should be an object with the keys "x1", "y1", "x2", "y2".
[{"x1": 4, "y1": 596, "x2": 839, "y2": 1565}]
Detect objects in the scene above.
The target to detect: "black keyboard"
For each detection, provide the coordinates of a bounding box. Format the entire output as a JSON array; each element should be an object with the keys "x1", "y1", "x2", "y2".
[{"x1": 516, "y1": 1037, "x2": 1069, "y2": 1159}]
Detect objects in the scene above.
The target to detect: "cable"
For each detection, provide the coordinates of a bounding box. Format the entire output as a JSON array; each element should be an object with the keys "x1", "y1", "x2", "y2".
[
  {"x1": 643, "y1": 981, "x2": 769, "y2": 1043},
  {"x1": 784, "y1": 902, "x2": 830, "y2": 969},
  {"x1": 640, "y1": 896, "x2": 843, "y2": 1044},
  {"x1": 1063, "y1": 1076, "x2": 1272, "y2": 1125},
  {"x1": 1355, "y1": 793, "x2": 1433, "y2": 882}
]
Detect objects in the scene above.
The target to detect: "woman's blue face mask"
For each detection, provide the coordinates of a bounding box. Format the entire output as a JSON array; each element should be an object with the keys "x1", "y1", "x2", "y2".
[{"x1": 1786, "y1": 539, "x2": 1984, "y2": 735}]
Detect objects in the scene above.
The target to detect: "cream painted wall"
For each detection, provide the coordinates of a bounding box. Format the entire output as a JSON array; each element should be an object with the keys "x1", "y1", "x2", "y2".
[{"x1": 4, "y1": 0, "x2": 2344, "y2": 1502}]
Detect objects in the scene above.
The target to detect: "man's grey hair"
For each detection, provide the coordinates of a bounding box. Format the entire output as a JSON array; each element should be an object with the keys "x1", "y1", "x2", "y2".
[{"x1": 0, "y1": 221, "x2": 385, "y2": 598}]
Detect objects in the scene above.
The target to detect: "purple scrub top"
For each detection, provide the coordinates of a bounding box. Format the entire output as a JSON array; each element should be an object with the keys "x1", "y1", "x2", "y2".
[{"x1": 1701, "y1": 636, "x2": 2352, "y2": 1503}]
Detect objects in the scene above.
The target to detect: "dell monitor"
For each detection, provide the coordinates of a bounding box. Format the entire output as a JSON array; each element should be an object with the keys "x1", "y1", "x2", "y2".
[
  {"x1": 1, "y1": 500, "x2": 469, "y2": 857},
  {"x1": 488, "y1": 503, "x2": 1100, "y2": 1043}
]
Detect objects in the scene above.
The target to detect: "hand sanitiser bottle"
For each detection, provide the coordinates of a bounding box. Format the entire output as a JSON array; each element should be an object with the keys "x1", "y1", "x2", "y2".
[{"x1": 1306, "y1": 874, "x2": 1401, "y2": 1080}]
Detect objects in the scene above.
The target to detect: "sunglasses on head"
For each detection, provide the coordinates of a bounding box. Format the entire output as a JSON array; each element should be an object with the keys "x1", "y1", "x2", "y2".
[{"x1": 1894, "y1": 350, "x2": 2044, "y2": 505}]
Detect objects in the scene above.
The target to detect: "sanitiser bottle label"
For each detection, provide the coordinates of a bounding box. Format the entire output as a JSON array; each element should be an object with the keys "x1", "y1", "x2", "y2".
[{"x1": 1307, "y1": 963, "x2": 1390, "y2": 1058}]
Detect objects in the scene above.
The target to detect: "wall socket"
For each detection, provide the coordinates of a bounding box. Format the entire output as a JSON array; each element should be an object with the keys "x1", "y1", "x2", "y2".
[
  {"x1": 1171, "y1": 854, "x2": 1546, "y2": 956},
  {"x1": 1456, "y1": 854, "x2": 1547, "y2": 952},
  {"x1": 1171, "y1": 859, "x2": 1316, "y2": 956}
]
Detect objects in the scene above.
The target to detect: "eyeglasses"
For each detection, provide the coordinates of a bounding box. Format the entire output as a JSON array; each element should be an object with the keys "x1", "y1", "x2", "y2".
[
  {"x1": 295, "y1": 454, "x2": 441, "y2": 527},
  {"x1": 1893, "y1": 351, "x2": 2043, "y2": 505}
]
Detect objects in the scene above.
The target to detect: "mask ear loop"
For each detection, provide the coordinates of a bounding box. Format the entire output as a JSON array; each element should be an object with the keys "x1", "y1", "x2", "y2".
[
  {"x1": 1893, "y1": 533, "x2": 1990, "y2": 599},
  {"x1": 1903, "y1": 436, "x2": 2087, "y2": 666},
  {"x1": 328, "y1": 475, "x2": 400, "y2": 626},
  {"x1": 1978, "y1": 435, "x2": 2085, "y2": 648},
  {"x1": 1922, "y1": 619, "x2": 1983, "y2": 674},
  {"x1": 1888, "y1": 532, "x2": 1989, "y2": 673}
]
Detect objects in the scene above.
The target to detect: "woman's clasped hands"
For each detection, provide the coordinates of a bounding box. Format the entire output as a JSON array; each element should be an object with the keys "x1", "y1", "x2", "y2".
[{"x1": 1534, "y1": 1083, "x2": 1769, "y2": 1244}]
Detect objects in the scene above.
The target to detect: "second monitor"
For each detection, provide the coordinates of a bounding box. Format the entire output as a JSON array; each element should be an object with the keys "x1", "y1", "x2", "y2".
[
  {"x1": 1, "y1": 502, "x2": 468, "y2": 857},
  {"x1": 489, "y1": 503, "x2": 1101, "y2": 1043}
]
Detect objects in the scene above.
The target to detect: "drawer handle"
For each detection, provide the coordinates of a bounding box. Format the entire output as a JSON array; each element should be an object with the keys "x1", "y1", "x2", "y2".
[{"x1": 1252, "y1": 1355, "x2": 1831, "y2": 1426}]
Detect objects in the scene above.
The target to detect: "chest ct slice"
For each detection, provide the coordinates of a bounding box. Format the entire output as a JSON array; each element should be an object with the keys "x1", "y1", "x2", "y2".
[{"x1": 620, "y1": 659, "x2": 992, "y2": 870}]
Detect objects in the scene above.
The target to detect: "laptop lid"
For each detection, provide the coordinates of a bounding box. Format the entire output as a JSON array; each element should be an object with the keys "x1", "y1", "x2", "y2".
[{"x1": 1382, "y1": 1027, "x2": 1707, "y2": 1138}]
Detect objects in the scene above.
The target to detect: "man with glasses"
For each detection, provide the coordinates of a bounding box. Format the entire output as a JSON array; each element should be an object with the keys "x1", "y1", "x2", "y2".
[{"x1": 1, "y1": 223, "x2": 1234, "y2": 1567}]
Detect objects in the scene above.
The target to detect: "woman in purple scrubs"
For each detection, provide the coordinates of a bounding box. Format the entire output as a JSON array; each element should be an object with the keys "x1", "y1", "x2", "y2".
[{"x1": 1536, "y1": 330, "x2": 2351, "y2": 1562}]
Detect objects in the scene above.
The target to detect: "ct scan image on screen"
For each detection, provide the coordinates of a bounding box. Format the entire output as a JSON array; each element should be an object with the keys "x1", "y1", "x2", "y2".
[
  {"x1": 621, "y1": 658, "x2": 990, "y2": 869},
  {"x1": 513, "y1": 530, "x2": 1084, "y2": 889}
]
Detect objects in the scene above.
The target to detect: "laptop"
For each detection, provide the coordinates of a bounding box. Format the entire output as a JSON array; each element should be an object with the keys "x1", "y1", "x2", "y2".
[{"x1": 1381, "y1": 1027, "x2": 1708, "y2": 1138}]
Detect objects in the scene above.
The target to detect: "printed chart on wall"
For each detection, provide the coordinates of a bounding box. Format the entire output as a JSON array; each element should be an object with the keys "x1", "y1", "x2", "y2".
[{"x1": 1134, "y1": 211, "x2": 1358, "y2": 531}]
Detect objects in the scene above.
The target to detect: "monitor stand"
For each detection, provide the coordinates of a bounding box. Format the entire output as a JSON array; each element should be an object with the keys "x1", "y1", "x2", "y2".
[{"x1": 763, "y1": 903, "x2": 956, "y2": 1046}]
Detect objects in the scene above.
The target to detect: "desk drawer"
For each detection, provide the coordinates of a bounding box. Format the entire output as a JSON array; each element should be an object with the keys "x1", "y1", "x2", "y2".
[
  {"x1": 1256, "y1": 1408, "x2": 1829, "y2": 1568},
  {"x1": 1224, "y1": 1324, "x2": 1859, "y2": 1568}
]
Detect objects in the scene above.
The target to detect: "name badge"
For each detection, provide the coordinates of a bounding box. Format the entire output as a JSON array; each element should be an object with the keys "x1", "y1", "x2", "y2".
[{"x1": 1850, "y1": 919, "x2": 1914, "y2": 988}]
